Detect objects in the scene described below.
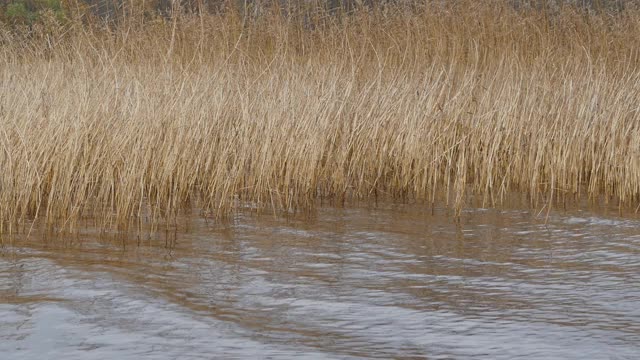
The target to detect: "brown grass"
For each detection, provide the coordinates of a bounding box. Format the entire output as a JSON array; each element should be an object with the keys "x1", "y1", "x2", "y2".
[{"x1": 1, "y1": 1, "x2": 640, "y2": 234}]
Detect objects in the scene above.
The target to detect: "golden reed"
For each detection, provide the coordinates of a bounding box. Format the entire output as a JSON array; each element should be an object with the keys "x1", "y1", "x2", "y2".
[{"x1": 1, "y1": 1, "x2": 639, "y2": 234}]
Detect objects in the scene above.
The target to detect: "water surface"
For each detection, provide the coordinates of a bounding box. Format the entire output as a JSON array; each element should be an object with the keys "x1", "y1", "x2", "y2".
[{"x1": 1, "y1": 205, "x2": 639, "y2": 359}]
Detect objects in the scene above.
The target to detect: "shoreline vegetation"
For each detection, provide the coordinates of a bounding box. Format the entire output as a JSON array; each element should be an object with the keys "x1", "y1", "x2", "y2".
[{"x1": 1, "y1": 0, "x2": 640, "y2": 234}]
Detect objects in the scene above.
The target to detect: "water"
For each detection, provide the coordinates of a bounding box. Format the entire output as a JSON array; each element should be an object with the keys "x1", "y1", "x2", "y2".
[{"x1": 1, "y1": 205, "x2": 639, "y2": 359}]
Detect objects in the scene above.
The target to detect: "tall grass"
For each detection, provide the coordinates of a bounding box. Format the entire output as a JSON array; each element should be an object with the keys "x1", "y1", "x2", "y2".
[{"x1": 1, "y1": 1, "x2": 639, "y2": 234}]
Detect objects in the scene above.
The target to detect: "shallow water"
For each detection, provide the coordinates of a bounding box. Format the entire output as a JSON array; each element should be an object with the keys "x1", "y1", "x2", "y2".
[{"x1": 1, "y1": 205, "x2": 639, "y2": 359}]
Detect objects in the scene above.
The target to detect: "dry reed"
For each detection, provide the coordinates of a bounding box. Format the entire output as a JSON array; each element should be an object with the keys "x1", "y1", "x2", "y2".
[{"x1": 1, "y1": 1, "x2": 640, "y2": 234}]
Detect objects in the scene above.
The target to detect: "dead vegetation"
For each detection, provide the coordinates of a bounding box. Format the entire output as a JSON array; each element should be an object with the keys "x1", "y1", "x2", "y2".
[{"x1": 1, "y1": 1, "x2": 639, "y2": 234}]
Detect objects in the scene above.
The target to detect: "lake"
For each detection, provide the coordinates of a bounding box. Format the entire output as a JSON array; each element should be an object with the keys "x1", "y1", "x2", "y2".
[{"x1": 1, "y1": 204, "x2": 639, "y2": 359}]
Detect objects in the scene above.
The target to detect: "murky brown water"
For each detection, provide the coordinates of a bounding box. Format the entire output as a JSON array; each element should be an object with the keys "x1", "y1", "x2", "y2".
[{"x1": 1, "y1": 205, "x2": 639, "y2": 359}]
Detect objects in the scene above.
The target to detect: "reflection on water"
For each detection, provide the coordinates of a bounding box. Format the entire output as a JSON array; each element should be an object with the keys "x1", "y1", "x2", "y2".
[{"x1": 1, "y1": 205, "x2": 640, "y2": 359}]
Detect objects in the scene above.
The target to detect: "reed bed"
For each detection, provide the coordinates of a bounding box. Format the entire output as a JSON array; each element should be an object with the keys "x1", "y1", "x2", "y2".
[{"x1": 1, "y1": 1, "x2": 639, "y2": 234}]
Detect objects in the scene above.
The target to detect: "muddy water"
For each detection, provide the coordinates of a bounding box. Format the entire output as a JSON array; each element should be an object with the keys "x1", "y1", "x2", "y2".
[{"x1": 1, "y1": 205, "x2": 639, "y2": 359}]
